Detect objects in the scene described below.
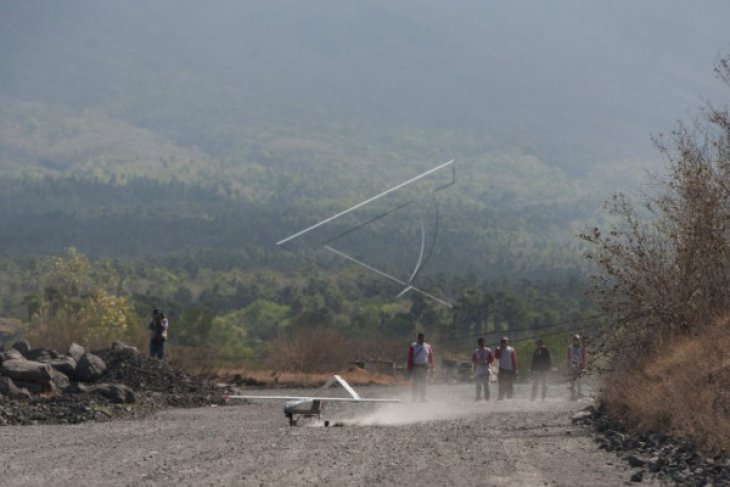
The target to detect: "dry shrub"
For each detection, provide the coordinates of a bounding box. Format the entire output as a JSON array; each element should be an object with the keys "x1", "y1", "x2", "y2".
[
  {"x1": 24, "y1": 320, "x2": 114, "y2": 352},
  {"x1": 166, "y1": 345, "x2": 219, "y2": 380},
  {"x1": 267, "y1": 327, "x2": 404, "y2": 373},
  {"x1": 23, "y1": 316, "x2": 150, "y2": 354},
  {"x1": 582, "y1": 54, "x2": 730, "y2": 367},
  {"x1": 602, "y1": 319, "x2": 730, "y2": 455}
]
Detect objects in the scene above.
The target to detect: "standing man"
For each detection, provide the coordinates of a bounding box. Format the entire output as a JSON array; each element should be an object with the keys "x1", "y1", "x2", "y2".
[
  {"x1": 148, "y1": 308, "x2": 169, "y2": 359},
  {"x1": 471, "y1": 337, "x2": 494, "y2": 401},
  {"x1": 566, "y1": 334, "x2": 587, "y2": 400},
  {"x1": 494, "y1": 336, "x2": 518, "y2": 400},
  {"x1": 407, "y1": 332, "x2": 434, "y2": 402},
  {"x1": 530, "y1": 338, "x2": 552, "y2": 401}
]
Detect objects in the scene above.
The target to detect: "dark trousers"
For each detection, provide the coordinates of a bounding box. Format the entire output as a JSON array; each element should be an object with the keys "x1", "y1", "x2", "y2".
[
  {"x1": 498, "y1": 368, "x2": 515, "y2": 399},
  {"x1": 411, "y1": 365, "x2": 428, "y2": 401},
  {"x1": 531, "y1": 370, "x2": 549, "y2": 400},
  {"x1": 149, "y1": 339, "x2": 165, "y2": 359}
]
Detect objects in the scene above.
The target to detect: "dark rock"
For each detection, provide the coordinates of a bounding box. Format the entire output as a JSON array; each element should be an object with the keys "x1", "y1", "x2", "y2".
[
  {"x1": 67, "y1": 342, "x2": 85, "y2": 362},
  {"x1": 25, "y1": 347, "x2": 59, "y2": 361},
  {"x1": 13, "y1": 380, "x2": 45, "y2": 394},
  {"x1": 87, "y1": 383, "x2": 136, "y2": 404},
  {"x1": 75, "y1": 353, "x2": 106, "y2": 382},
  {"x1": 11, "y1": 340, "x2": 31, "y2": 356},
  {"x1": 63, "y1": 383, "x2": 88, "y2": 394},
  {"x1": 630, "y1": 471, "x2": 644, "y2": 482},
  {"x1": 628, "y1": 455, "x2": 645, "y2": 467},
  {"x1": 0, "y1": 376, "x2": 32, "y2": 400},
  {"x1": 38, "y1": 356, "x2": 77, "y2": 378},
  {"x1": 49, "y1": 368, "x2": 70, "y2": 390}
]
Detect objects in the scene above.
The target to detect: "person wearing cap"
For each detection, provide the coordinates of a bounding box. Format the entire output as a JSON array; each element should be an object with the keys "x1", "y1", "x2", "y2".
[
  {"x1": 471, "y1": 337, "x2": 494, "y2": 401},
  {"x1": 494, "y1": 336, "x2": 518, "y2": 399},
  {"x1": 530, "y1": 338, "x2": 552, "y2": 401},
  {"x1": 148, "y1": 308, "x2": 169, "y2": 359},
  {"x1": 407, "y1": 332, "x2": 434, "y2": 402},
  {"x1": 566, "y1": 334, "x2": 587, "y2": 400}
]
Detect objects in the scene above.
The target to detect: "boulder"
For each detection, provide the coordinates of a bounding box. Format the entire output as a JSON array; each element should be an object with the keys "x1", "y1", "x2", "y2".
[
  {"x1": 38, "y1": 356, "x2": 77, "y2": 378},
  {"x1": 572, "y1": 409, "x2": 594, "y2": 424},
  {"x1": 67, "y1": 342, "x2": 85, "y2": 362},
  {"x1": 87, "y1": 383, "x2": 136, "y2": 404},
  {"x1": 25, "y1": 347, "x2": 59, "y2": 361},
  {"x1": 13, "y1": 380, "x2": 45, "y2": 394},
  {"x1": 75, "y1": 353, "x2": 106, "y2": 382},
  {"x1": 1, "y1": 358, "x2": 53, "y2": 384},
  {"x1": 49, "y1": 368, "x2": 70, "y2": 390},
  {"x1": 62, "y1": 382, "x2": 88, "y2": 394},
  {"x1": 0, "y1": 376, "x2": 32, "y2": 400},
  {"x1": 1, "y1": 349, "x2": 24, "y2": 362},
  {"x1": 11, "y1": 339, "x2": 31, "y2": 356},
  {"x1": 0, "y1": 358, "x2": 68, "y2": 393}
]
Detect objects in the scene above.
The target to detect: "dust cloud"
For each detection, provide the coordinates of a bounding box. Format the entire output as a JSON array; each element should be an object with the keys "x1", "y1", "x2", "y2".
[{"x1": 344, "y1": 383, "x2": 578, "y2": 426}]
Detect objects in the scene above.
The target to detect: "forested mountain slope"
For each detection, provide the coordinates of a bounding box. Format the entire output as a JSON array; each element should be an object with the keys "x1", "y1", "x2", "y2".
[{"x1": 1, "y1": 1, "x2": 728, "y2": 278}]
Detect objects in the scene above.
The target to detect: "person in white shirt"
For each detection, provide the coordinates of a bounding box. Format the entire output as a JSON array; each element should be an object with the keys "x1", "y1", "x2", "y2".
[
  {"x1": 407, "y1": 333, "x2": 434, "y2": 402},
  {"x1": 494, "y1": 336, "x2": 518, "y2": 400},
  {"x1": 471, "y1": 337, "x2": 494, "y2": 401}
]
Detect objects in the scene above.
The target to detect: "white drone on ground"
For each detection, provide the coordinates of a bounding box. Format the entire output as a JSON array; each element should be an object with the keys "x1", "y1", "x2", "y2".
[{"x1": 225, "y1": 374, "x2": 400, "y2": 426}]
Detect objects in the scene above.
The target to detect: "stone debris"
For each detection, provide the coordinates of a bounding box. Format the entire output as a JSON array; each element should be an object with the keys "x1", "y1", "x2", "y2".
[
  {"x1": 0, "y1": 339, "x2": 223, "y2": 426},
  {"x1": 582, "y1": 406, "x2": 730, "y2": 486}
]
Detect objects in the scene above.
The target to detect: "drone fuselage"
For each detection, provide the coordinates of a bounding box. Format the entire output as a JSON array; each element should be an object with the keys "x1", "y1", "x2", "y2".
[{"x1": 284, "y1": 399, "x2": 321, "y2": 416}]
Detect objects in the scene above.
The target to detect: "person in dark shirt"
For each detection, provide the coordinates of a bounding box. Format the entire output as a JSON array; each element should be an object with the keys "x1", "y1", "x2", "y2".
[
  {"x1": 530, "y1": 338, "x2": 552, "y2": 401},
  {"x1": 148, "y1": 308, "x2": 169, "y2": 359}
]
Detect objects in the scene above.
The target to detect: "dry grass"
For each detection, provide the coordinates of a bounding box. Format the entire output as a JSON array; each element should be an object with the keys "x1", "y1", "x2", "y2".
[
  {"x1": 602, "y1": 319, "x2": 730, "y2": 455},
  {"x1": 266, "y1": 327, "x2": 404, "y2": 374},
  {"x1": 166, "y1": 345, "x2": 219, "y2": 380}
]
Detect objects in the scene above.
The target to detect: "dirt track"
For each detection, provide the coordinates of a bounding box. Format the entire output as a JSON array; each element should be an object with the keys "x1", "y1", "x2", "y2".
[{"x1": 0, "y1": 382, "x2": 659, "y2": 486}]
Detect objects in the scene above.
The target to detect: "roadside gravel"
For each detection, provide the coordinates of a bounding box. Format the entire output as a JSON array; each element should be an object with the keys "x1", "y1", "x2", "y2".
[
  {"x1": 0, "y1": 385, "x2": 658, "y2": 486},
  {"x1": 0, "y1": 383, "x2": 661, "y2": 486}
]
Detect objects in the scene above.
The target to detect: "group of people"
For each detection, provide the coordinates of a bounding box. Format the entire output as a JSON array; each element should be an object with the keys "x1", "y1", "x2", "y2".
[
  {"x1": 147, "y1": 310, "x2": 590, "y2": 402},
  {"x1": 406, "y1": 332, "x2": 589, "y2": 402}
]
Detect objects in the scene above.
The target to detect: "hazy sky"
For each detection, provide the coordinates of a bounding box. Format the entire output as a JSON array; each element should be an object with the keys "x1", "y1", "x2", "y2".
[{"x1": 1, "y1": 1, "x2": 729, "y2": 175}]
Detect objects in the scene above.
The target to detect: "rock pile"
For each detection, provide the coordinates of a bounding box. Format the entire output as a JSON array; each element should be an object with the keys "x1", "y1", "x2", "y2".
[
  {"x1": 574, "y1": 406, "x2": 730, "y2": 485},
  {"x1": 0, "y1": 339, "x2": 222, "y2": 426}
]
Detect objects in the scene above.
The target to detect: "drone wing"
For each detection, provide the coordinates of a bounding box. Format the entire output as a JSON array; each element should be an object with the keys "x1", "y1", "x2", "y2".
[{"x1": 224, "y1": 395, "x2": 400, "y2": 403}]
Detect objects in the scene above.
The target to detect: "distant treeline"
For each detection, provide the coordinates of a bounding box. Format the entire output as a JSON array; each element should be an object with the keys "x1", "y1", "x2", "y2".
[{"x1": 0, "y1": 248, "x2": 593, "y2": 365}]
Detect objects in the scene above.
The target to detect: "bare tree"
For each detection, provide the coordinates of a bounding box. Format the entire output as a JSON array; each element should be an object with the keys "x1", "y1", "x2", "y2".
[{"x1": 582, "y1": 54, "x2": 730, "y2": 368}]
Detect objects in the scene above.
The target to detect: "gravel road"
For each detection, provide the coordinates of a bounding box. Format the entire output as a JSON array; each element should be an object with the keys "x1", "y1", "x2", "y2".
[{"x1": 0, "y1": 382, "x2": 660, "y2": 486}]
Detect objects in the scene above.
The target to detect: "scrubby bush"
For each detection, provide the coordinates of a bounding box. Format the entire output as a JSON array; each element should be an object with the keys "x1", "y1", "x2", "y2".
[{"x1": 582, "y1": 54, "x2": 730, "y2": 453}]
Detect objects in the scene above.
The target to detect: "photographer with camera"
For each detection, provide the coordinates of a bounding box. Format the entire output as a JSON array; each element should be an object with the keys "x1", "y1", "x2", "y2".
[{"x1": 148, "y1": 308, "x2": 169, "y2": 359}]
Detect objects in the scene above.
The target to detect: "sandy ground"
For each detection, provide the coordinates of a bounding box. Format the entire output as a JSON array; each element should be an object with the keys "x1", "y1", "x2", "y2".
[{"x1": 0, "y1": 381, "x2": 661, "y2": 486}]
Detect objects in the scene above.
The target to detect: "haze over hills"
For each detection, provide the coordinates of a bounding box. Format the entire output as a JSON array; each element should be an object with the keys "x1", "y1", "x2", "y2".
[{"x1": 0, "y1": 1, "x2": 728, "y2": 277}]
